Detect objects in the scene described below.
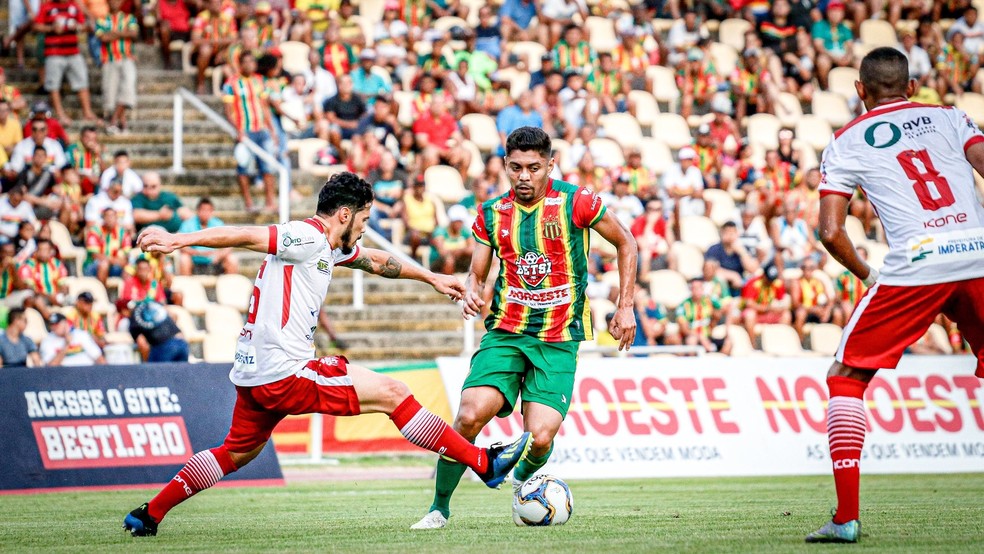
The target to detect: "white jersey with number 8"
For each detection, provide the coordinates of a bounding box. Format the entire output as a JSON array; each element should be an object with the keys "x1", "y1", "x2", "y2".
[
  {"x1": 229, "y1": 218, "x2": 359, "y2": 387},
  {"x1": 820, "y1": 100, "x2": 984, "y2": 286}
]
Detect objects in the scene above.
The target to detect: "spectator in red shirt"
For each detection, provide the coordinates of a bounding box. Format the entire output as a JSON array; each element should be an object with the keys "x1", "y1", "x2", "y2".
[
  {"x1": 631, "y1": 197, "x2": 674, "y2": 275},
  {"x1": 156, "y1": 0, "x2": 192, "y2": 70},
  {"x1": 740, "y1": 263, "x2": 791, "y2": 339},
  {"x1": 23, "y1": 102, "x2": 70, "y2": 146},
  {"x1": 190, "y1": 0, "x2": 238, "y2": 94},
  {"x1": 120, "y1": 257, "x2": 167, "y2": 304},
  {"x1": 412, "y1": 99, "x2": 471, "y2": 180},
  {"x1": 83, "y1": 207, "x2": 132, "y2": 284},
  {"x1": 33, "y1": 0, "x2": 99, "y2": 124}
]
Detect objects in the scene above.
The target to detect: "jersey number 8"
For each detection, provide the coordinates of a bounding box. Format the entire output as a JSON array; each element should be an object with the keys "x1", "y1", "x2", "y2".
[{"x1": 896, "y1": 149, "x2": 956, "y2": 211}]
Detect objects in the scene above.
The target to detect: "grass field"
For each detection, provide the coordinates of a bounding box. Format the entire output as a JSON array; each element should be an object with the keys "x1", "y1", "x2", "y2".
[{"x1": 2, "y1": 472, "x2": 982, "y2": 553}]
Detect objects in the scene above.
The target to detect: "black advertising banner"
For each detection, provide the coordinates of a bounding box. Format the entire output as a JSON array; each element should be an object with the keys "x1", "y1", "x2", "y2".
[{"x1": 0, "y1": 363, "x2": 284, "y2": 493}]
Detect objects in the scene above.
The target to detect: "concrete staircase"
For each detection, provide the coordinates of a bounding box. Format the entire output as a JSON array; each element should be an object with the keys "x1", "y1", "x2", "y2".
[{"x1": 3, "y1": 39, "x2": 471, "y2": 361}]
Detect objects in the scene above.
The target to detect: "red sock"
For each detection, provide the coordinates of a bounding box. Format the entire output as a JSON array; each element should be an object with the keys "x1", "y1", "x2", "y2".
[
  {"x1": 390, "y1": 395, "x2": 487, "y2": 473},
  {"x1": 826, "y1": 376, "x2": 868, "y2": 524},
  {"x1": 147, "y1": 446, "x2": 238, "y2": 522}
]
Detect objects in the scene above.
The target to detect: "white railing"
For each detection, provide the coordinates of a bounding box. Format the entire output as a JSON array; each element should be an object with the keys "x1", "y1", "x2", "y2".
[{"x1": 171, "y1": 88, "x2": 291, "y2": 223}]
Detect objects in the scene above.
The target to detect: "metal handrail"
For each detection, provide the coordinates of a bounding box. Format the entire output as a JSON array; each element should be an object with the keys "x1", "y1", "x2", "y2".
[{"x1": 171, "y1": 88, "x2": 291, "y2": 223}]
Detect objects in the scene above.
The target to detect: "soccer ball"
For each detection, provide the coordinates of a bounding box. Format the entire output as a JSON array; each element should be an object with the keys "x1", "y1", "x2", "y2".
[{"x1": 513, "y1": 475, "x2": 573, "y2": 526}]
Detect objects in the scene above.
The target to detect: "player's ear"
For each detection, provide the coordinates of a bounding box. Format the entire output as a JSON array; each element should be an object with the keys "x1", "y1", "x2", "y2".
[
  {"x1": 854, "y1": 80, "x2": 866, "y2": 102},
  {"x1": 338, "y1": 206, "x2": 350, "y2": 223},
  {"x1": 905, "y1": 78, "x2": 917, "y2": 98}
]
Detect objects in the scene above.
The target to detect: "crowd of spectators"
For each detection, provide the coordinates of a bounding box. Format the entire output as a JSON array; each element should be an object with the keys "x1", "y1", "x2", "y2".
[{"x1": 3, "y1": 0, "x2": 981, "y2": 358}]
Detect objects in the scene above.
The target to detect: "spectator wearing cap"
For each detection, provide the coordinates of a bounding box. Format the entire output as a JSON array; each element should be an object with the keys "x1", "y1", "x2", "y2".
[
  {"x1": 324, "y1": 74, "x2": 367, "y2": 151},
  {"x1": 496, "y1": 91, "x2": 544, "y2": 156},
  {"x1": 84, "y1": 177, "x2": 134, "y2": 228},
  {"x1": 663, "y1": 147, "x2": 707, "y2": 219},
  {"x1": 430, "y1": 204, "x2": 474, "y2": 274},
  {"x1": 677, "y1": 44, "x2": 717, "y2": 119},
  {"x1": 95, "y1": 0, "x2": 138, "y2": 134},
  {"x1": 131, "y1": 172, "x2": 191, "y2": 234},
  {"x1": 22, "y1": 102, "x2": 70, "y2": 145},
  {"x1": 98, "y1": 150, "x2": 143, "y2": 198},
  {"x1": 552, "y1": 24, "x2": 596, "y2": 74},
  {"x1": 156, "y1": 0, "x2": 193, "y2": 69},
  {"x1": 0, "y1": 186, "x2": 38, "y2": 240},
  {"x1": 402, "y1": 176, "x2": 440, "y2": 261},
  {"x1": 319, "y1": 25, "x2": 356, "y2": 78},
  {"x1": 18, "y1": 239, "x2": 67, "y2": 319},
  {"x1": 0, "y1": 308, "x2": 42, "y2": 367},
  {"x1": 474, "y1": 5, "x2": 505, "y2": 63},
  {"x1": 243, "y1": 1, "x2": 280, "y2": 48},
  {"x1": 937, "y1": 30, "x2": 982, "y2": 97},
  {"x1": 3, "y1": 118, "x2": 66, "y2": 184},
  {"x1": 84, "y1": 206, "x2": 131, "y2": 284},
  {"x1": 0, "y1": 101, "x2": 22, "y2": 157},
  {"x1": 667, "y1": 9, "x2": 708, "y2": 67},
  {"x1": 740, "y1": 263, "x2": 791, "y2": 339},
  {"x1": 190, "y1": 0, "x2": 239, "y2": 94},
  {"x1": 413, "y1": 99, "x2": 472, "y2": 180},
  {"x1": 130, "y1": 300, "x2": 188, "y2": 362},
  {"x1": 811, "y1": 0, "x2": 854, "y2": 89},
  {"x1": 693, "y1": 123, "x2": 721, "y2": 188},
  {"x1": 120, "y1": 256, "x2": 167, "y2": 305},
  {"x1": 529, "y1": 53, "x2": 556, "y2": 90},
  {"x1": 33, "y1": 0, "x2": 100, "y2": 123},
  {"x1": 64, "y1": 126, "x2": 104, "y2": 195},
  {"x1": 40, "y1": 311, "x2": 105, "y2": 366},
  {"x1": 539, "y1": 0, "x2": 588, "y2": 48},
  {"x1": 67, "y1": 291, "x2": 108, "y2": 348},
  {"x1": 177, "y1": 197, "x2": 239, "y2": 276},
  {"x1": 677, "y1": 277, "x2": 731, "y2": 355},
  {"x1": 600, "y1": 174, "x2": 644, "y2": 227},
  {"x1": 498, "y1": 0, "x2": 537, "y2": 42},
  {"x1": 0, "y1": 69, "x2": 26, "y2": 115},
  {"x1": 373, "y1": 2, "x2": 409, "y2": 67}
]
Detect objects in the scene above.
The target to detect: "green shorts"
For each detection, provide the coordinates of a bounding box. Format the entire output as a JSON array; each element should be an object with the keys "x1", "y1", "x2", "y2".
[{"x1": 463, "y1": 329, "x2": 579, "y2": 419}]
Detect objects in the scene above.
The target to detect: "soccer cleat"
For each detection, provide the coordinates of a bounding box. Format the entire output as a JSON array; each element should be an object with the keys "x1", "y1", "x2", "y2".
[
  {"x1": 410, "y1": 510, "x2": 448, "y2": 530},
  {"x1": 805, "y1": 518, "x2": 860, "y2": 543},
  {"x1": 123, "y1": 503, "x2": 158, "y2": 537},
  {"x1": 478, "y1": 432, "x2": 533, "y2": 489}
]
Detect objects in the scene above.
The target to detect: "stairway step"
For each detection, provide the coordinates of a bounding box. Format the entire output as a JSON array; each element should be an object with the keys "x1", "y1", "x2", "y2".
[
  {"x1": 324, "y1": 304, "x2": 464, "y2": 321},
  {"x1": 340, "y1": 345, "x2": 464, "y2": 361},
  {"x1": 338, "y1": 330, "x2": 462, "y2": 349},
  {"x1": 332, "y1": 319, "x2": 467, "y2": 333},
  {"x1": 103, "y1": 133, "x2": 232, "y2": 146}
]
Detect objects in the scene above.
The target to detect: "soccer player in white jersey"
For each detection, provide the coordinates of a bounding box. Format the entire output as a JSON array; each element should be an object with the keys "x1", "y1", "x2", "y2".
[
  {"x1": 806, "y1": 47, "x2": 984, "y2": 543},
  {"x1": 122, "y1": 172, "x2": 532, "y2": 537}
]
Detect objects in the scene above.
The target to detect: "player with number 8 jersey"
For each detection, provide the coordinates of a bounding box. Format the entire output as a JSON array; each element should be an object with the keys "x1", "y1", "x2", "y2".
[{"x1": 807, "y1": 47, "x2": 984, "y2": 544}]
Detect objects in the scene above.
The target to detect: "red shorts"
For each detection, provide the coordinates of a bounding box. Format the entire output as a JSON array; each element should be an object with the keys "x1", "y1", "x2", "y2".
[
  {"x1": 837, "y1": 277, "x2": 984, "y2": 377},
  {"x1": 223, "y1": 356, "x2": 361, "y2": 452}
]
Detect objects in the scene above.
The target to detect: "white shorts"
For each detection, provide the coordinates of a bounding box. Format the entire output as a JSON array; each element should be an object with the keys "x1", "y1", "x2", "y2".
[{"x1": 45, "y1": 54, "x2": 89, "y2": 92}]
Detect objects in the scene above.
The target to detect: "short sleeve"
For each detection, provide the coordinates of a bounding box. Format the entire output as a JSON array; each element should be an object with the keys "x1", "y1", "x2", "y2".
[
  {"x1": 270, "y1": 220, "x2": 325, "y2": 262},
  {"x1": 25, "y1": 337, "x2": 37, "y2": 354},
  {"x1": 951, "y1": 107, "x2": 984, "y2": 154},
  {"x1": 571, "y1": 186, "x2": 607, "y2": 228},
  {"x1": 334, "y1": 244, "x2": 361, "y2": 266},
  {"x1": 818, "y1": 139, "x2": 856, "y2": 199},
  {"x1": 471, "y1": 208, "x2": 491, "y2": 246}
]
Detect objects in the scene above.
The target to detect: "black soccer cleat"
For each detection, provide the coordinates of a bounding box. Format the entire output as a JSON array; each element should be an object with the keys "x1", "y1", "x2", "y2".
[{"x1": 123, "y1": 503, "x2": 159, "y2": 537}]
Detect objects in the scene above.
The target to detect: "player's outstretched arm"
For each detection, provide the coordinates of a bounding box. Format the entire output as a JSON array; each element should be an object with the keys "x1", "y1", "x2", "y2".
[
  {"x1": 346, "y1": 247, "x2": 465, "y2": 302},
  {"x1": 461, "y1": 242, "x2": 493, "y2": 319},
  {"x1": 136, "y1": 225, "x2": 270, "y2": 255},
  {"x1": 592, "y1": 210, "x2": 639, "y2": 350},
  {"x1": 818, "y1": 194, "x2": 876, "y2": 286}
]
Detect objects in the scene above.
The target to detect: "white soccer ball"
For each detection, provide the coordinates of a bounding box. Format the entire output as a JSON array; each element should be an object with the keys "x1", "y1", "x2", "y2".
[{"x1": 513, "y1": 475, "x2": 573, "y2": 526}]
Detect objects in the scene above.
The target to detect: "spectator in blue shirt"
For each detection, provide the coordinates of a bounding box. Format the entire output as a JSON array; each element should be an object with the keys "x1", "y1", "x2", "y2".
[
  {"x1": 499, "y1": 0, "x2": 537, "y2": 42},
  {"x1": 349, "y1": 49, "x2": 392, "y2": 103},
  {"x1": 474, "y1": 5, "x2": 504, "y2": 62},
  {"x1": 496, "y1": 91, "x2": 543, "y2": 155},
  {"x1": 176, "y1": 198, "x2": 239, "y2": 276}
]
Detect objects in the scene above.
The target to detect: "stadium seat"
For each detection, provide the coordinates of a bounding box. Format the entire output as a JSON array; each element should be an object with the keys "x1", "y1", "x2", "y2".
[
  {"x1": 714, "y1": 325, "x2": 754, "y2": 356},
  {"x1": 552, "y1": 138, "x2": 575, "y2": 174},
  {"x1": 653, "y1": 113, "x2": 692, "y2": 149},
  {"x1": 588, "y1": 137, "x2": 625, "y2": 168},
  {"x1": 586, "y1": 16, "x2": 618, "y2": 51},
  {"x1": 671, "y1": 242, "x2": 704, "y2": 279},
  {"x1": 167, "y1": 305, "x2": 206, "y2": 343},
  {"x1": 809, "y1": 323, "x2": 843, "y2": 356},
  {"x1": 795, "y1": 139, "x2": 819, "y2": 169},
  {"x1": 215, "y1": 273, "x2": 253, "y2": 312},
  {"x1": 590, "y1": 297, "x2": 616, "y2": 333},
  {"x1": 508, "y1": 41, "x2": 548, "y2": 72},
  {"x1": 709, "y1": 41, "x2": 738, "y2": 77},
  {"x1": 795, "y1": 114, "x2": 834, "y2": 152},
  {"x1": 782, "y1": 267, "x2": 803, "y2": 281},
  {"x1": 760, "y1": 324, "x2": 808, "y2": 356},
  {"x1": 718, "y1": 18, "x2": 752, "y2": 51},
  {"x1": 703, "y1": 188, "x2": 738, "y2": 227},
  {"x1": 494, "y1": 66, "x2": 532, "y2": 99},
  {"x1": 926, "y1": 323, "x2": 954, "y2": 354},
  {"x1": 828, "y1": 67, "x2": 860, "y2": 101},
  {"x1": 812, "y1": 91, "x2": 854, "y2": 128},
  {"x1": 599, "y1": 113, "x2": 644, "y2": 149},
  {"x1": 170, "y1": 276, "x2": 211, "y2": 316},
  {"x1": 105, "y1": 331, "x2": 134, "y2": 345},
  {"x1": 589, "y1": 229, "x2": 617, "y2": 257},
  {"x1": 461, "y1": 0, "x2": 486, "y2": 26},
  {"x1": 628, "y1": 90, "x2": 660, "y2": 132},
  {"x1": 433, "y1": 16, "x2": 469, "y2": 32},
  {"x1": 295, "y1": 138, "x2": 338, "y2": 178},
  {"x1": 647, "y1": 269, "x2": 689, "y2": 309},
  {"x1": 638, "y1": 137, "x2": 674, "y2": 175},
  {"x1": 204, "y1": 303, "x2": 245, "y2": 337},
  {"x1": 23, "y1": 308, "x2": 47, "y2": 345},
  {"x1": 460, "y1": 113, "x2": 499, "y2": 153},
  {"x1": 746, "y1": 113, "x2": 782, "y2": 150},
  {"x1": 48, "y1": 220, "x2": 86, "y2": 276},
  {"x1": 462, "y1": 140, "x2": 485, "y2": 178},
  {"x1": 393, "y1": 90, "x2": 416, "y2": 127},
  {"x1": 860, "y1": 19, "x2": 898, "y2": 47},
  {"x1": 646, "y1": 66, "x2": 681, "y2": 113},
  {"x1": 424, "y1": 165, "x2": 467, "y2": 204},
  {"x1": 679, "y1": 216, "x2": 720, "y2": 252},
  {"x1": 278, "y1": 41, "x2": 311, "y2": 75},
  {"x1": 823, "y1": 255, "x2": 846, "y2": 279},
  {"x1": 863, "y1": 241, "x2": 889, "y2": 271},
  {"x1": 359, "y1": 0, "x2": 387, "y2": 23},
  {"x1": 845, "y1": 215, "x2": 867, "y2": 244},
  {"x1": 63, "y1": 277, "x2": 113, "y2": 314},
  {"x1": 775, "y1": 92, "x2": 804, "y2": 128},
  {"x1": 203, "y1": 333, "x2": 236, "y2": 363},
  {"x1": 955, "y1": 93, "x2": 984, "y2": 126}
]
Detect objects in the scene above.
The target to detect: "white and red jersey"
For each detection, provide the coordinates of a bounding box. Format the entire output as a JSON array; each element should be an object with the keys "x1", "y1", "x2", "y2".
[
  {"x1": 820, "y1": 100, "x2": 984, "y2": 286},
  {"x1": 229, "y1": 218, "x2": 359, "y2": 387}
]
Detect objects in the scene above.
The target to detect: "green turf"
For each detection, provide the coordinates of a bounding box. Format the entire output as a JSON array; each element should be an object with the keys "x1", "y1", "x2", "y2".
[{"x1": 2, "y1": 473, "x2": 982, "y2": 553}]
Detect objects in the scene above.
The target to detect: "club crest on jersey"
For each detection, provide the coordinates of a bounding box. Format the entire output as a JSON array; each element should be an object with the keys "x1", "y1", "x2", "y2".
[
  {"x1": 516, "y1": 252, "x2": 552, "y2": 286},
  {"x1": 543, "y1": 217, "x2": 562, "y2": 240},
  {"x1": 317, "y1": 259, "x2": 332, "y2": 274}
]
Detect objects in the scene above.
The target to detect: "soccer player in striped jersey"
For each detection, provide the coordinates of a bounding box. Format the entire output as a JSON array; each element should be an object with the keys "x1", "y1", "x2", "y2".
[
  {"x1": 122, "y1": 172, "x2": 531, "y2": 537},
  {"x1": 807, "y1": 47, "x2": 984, "y2": 543},
  {"x1": 412, "y1": 127, "x2": 638, "y2": 530}
]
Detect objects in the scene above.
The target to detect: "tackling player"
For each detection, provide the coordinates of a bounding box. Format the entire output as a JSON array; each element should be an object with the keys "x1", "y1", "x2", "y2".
[
  {"x1": 807, "y1": 47, "x2": 984, "y2": 543},
  {"x1": 122, "y1": 172, "x2": 532, "y2": 537},
  {"x1": 412, "y1": 127, "x2": 638, "y2": 529}
]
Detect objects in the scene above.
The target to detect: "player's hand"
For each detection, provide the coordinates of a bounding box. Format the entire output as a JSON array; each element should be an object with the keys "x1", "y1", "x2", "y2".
[
  {"x1": 137, "y1": 227, "x2": 181, "y2": 254},
  {"x1": 609, "y1": 306, "x2": 637, "y2": 351},
  {"x1": 431, "y1": 273, "x2": 465, "y2": 303},
  {"x1": 461, "y1": 289, "x2": 486, "y2": 319}
]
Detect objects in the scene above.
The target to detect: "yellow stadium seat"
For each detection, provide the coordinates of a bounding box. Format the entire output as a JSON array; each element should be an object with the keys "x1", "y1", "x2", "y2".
[
  {"x1": 775, "y1": 92, "x2": 804, "y2": 128},
  {"x1": 860, "y1": 19, "x2": 898, "y2": 47},
  {"x1": 460, "y1": 113, "x2": 499, "y2": 152},
  {"x1": 462, "y1": 140, "x2": 485, "y2": 179},
  {"x1": 588, "y1": 137, "x2": 626, "y2": 168},
  {"x1": 709, "y1": 41, "x2": 739, "y2": 77},
  {"x1": 760, "y1": 324, "x2": 807, "y2": 356},
  {"x1": 278, "y1": 41, "x2": 311, "y2": 75},
  {"x1": 586, "y1": 16, "x2": 618, "y2": 52},
  {"x1": 703, "y1": 188, "x2": 738, "y2": 227},
  {"x1": 795, "y1": 114, "x2": 835, "y2": 152},
  {"x1": 628, "y1": 90, "x2": 660, "y2": 131},
  {"x1": 215, "y1": 274, "x2": 254, "y2": 312},
  {"x1": 746, "y1": 113, "x2": 782, "y2": 150},
  {"x1": 863, "y1": 241, "x2": 889, "y2": 271},
  {"x1": 812, "y1": 91, "x2": 854, "y2": 128},
  {"x1": 647, "y1": 65, "x2": 681, "y2": 112},
  {"x1": 828, "y1": 66, "x2": 860, "y2": 101},
  {"x1": 809, "y1": 323, "x2": 843, "y2": 356},
  {"x1": 638, "y1": 137, "x2": 674, "y2": 176},
  {"x1": 204, "y1": 303, "x2": 245, "y2": 337},
  {"x1": 845, "y1": 215, "x2": 867, "y2": 244},
  {"x1": 598, "y1": 113, "x2": 644, "y2": 149},
  {"x1": 48, "y1": 220, "x2": 86, "y2": 277},
  {"x1": 679, "y1": 216, "x2": 720, "y2": 252},
  {"x1": 295, "y1": 138, "x2": 337, "y2": 178},
  {"x1": 508, "y1": 41, "x2": 548, "y2": 72},
  {"x1": 170, "y1": 276, "x2": 211, "y2": 316},
  {"x1": 424, "y1": 165, "x2": 466, "y2": 204},
  {"x1": 671, "y1": 242, "x2": 704, "y2": 280},
  {"x1": 718, "y1": 18, "x2": 752, "y2": 51},
  {"x1": 955, "y1": 92, "x2": 984, "y2": 126},
  {"x1": 167, "y1": 305, "x2": 206, "y2": 343},
  {"x1": 23, "y1": 308, "x2": 47, "y2": 345},
  {"x1": 648, "y1": 269, "x2": 689, "y2": 309},
  {"x1": 653, "y1": 113, "x2": 692, "y2": 149},
  {"x1": 433, "y1": 16, "x2": 469, "y2": 32}
]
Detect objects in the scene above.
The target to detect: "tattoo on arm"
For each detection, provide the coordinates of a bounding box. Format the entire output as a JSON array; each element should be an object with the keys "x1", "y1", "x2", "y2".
[
  {"x1": 379, "y1": 256, "x2": 402, "y2": 278},
  {"x1": 346, "y1": 254, "x2": 375, "y2": 274},
  {"x1": 347, "y1": 253, "x2": 403, "y2": 278}
]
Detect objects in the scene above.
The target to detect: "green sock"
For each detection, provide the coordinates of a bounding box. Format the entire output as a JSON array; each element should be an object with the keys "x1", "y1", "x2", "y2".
[
  {"x1": 429, "y1": 456, "x2": 468, "y2": 519},
  {"x1": 513, "y1": 442, "x2": 554, "y2": 483}
]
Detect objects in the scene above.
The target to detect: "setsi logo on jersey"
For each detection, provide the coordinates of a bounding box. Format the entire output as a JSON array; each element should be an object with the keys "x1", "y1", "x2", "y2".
[
  {"x1": 516, "y1": 252, "x2": 552, "y2": 286},
  {"x1": 506, "y1": 284, "x2": 571, "y2": 309}
]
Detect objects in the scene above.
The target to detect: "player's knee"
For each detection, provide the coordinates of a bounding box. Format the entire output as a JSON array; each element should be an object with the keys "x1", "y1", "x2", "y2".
[
  {"x1": 527, "y1": 426, "x2": 556, "y2": 452},
  {"x1": 453, "y1": 405, "x2": 487, "y2": 437},
  {"x1": 381, "y1": 378, "x2": 411, "y2": 409}
]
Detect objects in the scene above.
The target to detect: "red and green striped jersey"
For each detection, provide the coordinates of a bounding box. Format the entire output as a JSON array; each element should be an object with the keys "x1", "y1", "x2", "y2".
[
  {"x1": 222, "y1": 75, "x2": 269, "y2": 133},
  {"x1": 675, "y1": 295, "x2": 721, "y2": 338},
  {"x1": 85, "y1": 224, "x2": 132, "y2": 264},
  {"x1": 18, "y1": 258, "x2": 66, "y2": 296},
  {"x1": 0, "y1": 267, "x2": 15, "y2": 298},
  {"x1": 552, "y1": 40, "x2": 595, "y2": 71},
  {"x1": 472, "y1": 180, "x2": 607, "y2": 342},
  {"x1": 95, "y1": 12, "x2": 137, "y2": 63},
  {"x1": 835, "y1": 270, "x2": 866, "y2": 304}
]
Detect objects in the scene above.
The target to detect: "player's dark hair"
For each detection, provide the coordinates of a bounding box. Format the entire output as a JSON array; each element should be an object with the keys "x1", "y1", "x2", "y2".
[
  {"x1": 197, "y1": 197, "x2": 213, "y2": 208},
  {"x1": 114, "y1": 149, "x2": 129, "y2": 159},
  {"x1": 80, "y1": 125, "x2": 98, "y2": 135},
  {"x1": 7, "y1": 308, "x2": 25, "y2": 326},
  {"x1": 316, "y1": 172, "x2": 374, "y2": 216},
  {"x1": 33, "y1": 145, "x2": 46, "y2": 155},
  {"x1": 36, "y1": 238, "x2": 53, "y2": 249},
  {"x1": 721, "y1": 221, "x2": 738, "y2": 230},
  {"x1": 859, "y1": 47, "x2": 909, "y2": 99},
  {"x1": 505, "y1": 127, "x2": 552, "y2": 158}
]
